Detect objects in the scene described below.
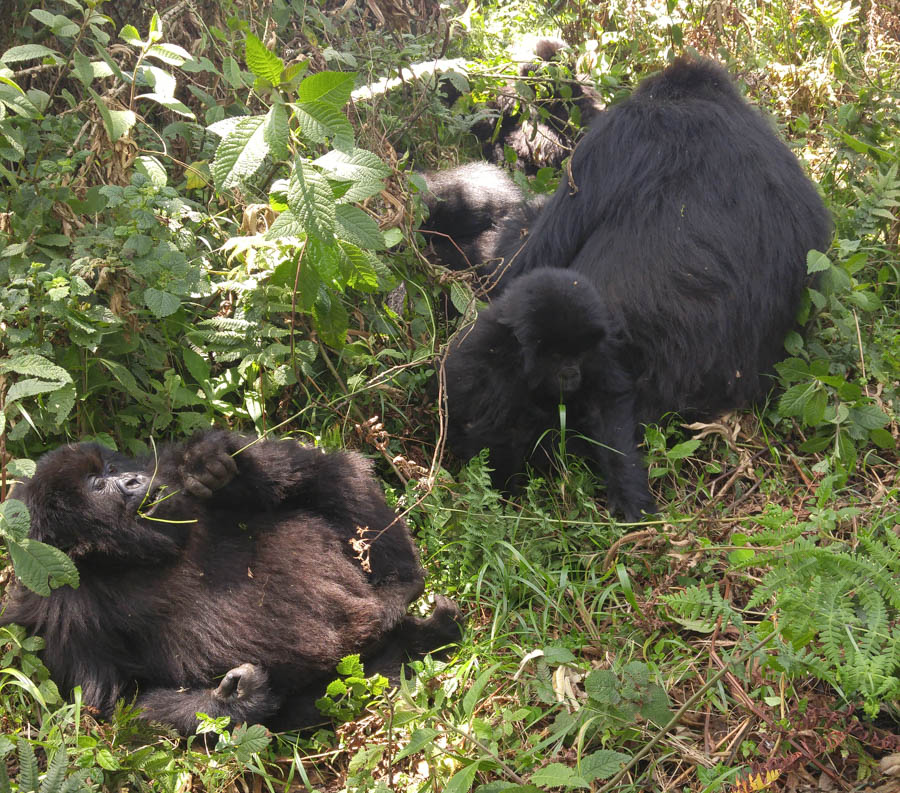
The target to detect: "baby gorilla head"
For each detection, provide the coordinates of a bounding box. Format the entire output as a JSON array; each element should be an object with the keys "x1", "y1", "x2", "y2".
[{"x1": 493, "y1": 269, "x2": 612, "y2": 403}]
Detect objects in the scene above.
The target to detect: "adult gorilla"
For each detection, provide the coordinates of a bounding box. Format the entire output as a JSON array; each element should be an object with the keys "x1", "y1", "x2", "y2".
[
  {"x1": 443, "y1": 57, "x2": 832, "y2": 518},
  {"x1": 1, "y1": 431, "x2": 461, "y2": 733}
]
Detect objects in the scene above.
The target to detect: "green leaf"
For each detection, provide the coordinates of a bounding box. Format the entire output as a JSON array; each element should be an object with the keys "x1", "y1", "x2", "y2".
[
  {"x1": 530, "y1": 763, "x2": 589, "y2": 789},
  {"x1": 143, "y1": 288, "x2": 181, "y2": 318},
  {"x1": 802, "y1": 388, "x2": 827, "y2": 426},
  {"x1": 297, "y1": 70, "x2": 355, "y2": 106},
  {"x1": 119, "y1": 24, "x2": 143, "y2": 46},
  {"x1": 1, "y1": 44, "x2": 59, "y2": 64},
  {"x1": 444, "y1": 762, "x2": 481, "y2": 793},
  {"x1": 779, "y1": 382, "x2": 815, "y2": 417},
  {"x1": 462, "y1": 663, "x2": 501, "y2": 718},
  {"x1": 394, "y1": 728, "x2": 440, "y2": 761},
  {"x1": 95, "y1": 748, "x2": 120, "y2": 771},
  {"x1": 87, "y1": 87, "x2": 135, "y2": 141},
  {"x1": 39, "y1": 747, "x2": 68, "y2": 793},
  {"x1": 579, "y1": 750, "x2": 630, "y2": 783},
  {"x1": 134, "y1": 154, "x2": 168, "y2": 187},
  {"x1": 0, "y1": 85, "x2": 43, "y2": 119},
  {"x1": 212, "y1": 115, "x2": 268, "y2": 190},
  {"x1": 335, "y1": 204, "x2": 384, "y2": 250},
  {"x1": 136, "y1": 93, "x2": 195, "y2": 118},
  {"x1": 245, "y1": 33, "x2": 283, "y2": 84},
  {"x1": 7, "y1": 378, "x2": 68, "y2": 403},
  {"x1": 287, "y1": 161, "x2": 336, "y2": 241},
  {"x1": 183, "y1": 347, "x2": 210, "y2": 385},
  {"x1": 806, "y1": 249, "x2": 831, "y2": 274},
  {"x1": 850, "y1": 403, "x2": 890, "y2": 430},
  {"x1": 0, "y1": 354, "x2": 72, "y2": 383},
  {"x1": 264, "y1": 103, "x2": 290, "y2": 161},
  {"x1": 314, "y1": 148, "x2": 389, "y2": 202},
  {"x1": 639, "y1": 684, "x2": 673, "y2": 727},
  {"x1": 0, "y1": 499, "x2": 30, "y2": 543},
  {"x1": 231, "y1": 723, "x2": 271, "y2": 763},
  {"x1": 293, "y1": 100, "x2": 354, "y2": 152},
  {"x1": 146, "y1": 43, "x2": 192, "y2": 66},
  {"x1": 222, "y1": 56, "x2": 243, "y2": 89},
  {"x1": 17, "y1": 740, "x2": 38, "y2": 793},
  {"x1": 8, "y1": 537, "x2": 79, "y2": 597},
  {"x1": 869, "y1": 428, "x2": 895, "y2": 449},
  {"x1": 667, "y1": 439, "x2": 700, "y2": 460}
]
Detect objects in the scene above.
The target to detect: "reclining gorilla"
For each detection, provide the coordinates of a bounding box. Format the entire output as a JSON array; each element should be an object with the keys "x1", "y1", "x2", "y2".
[
  {"x1": 1, "y1": 431, "x2": 461, "y2": 734},
  {"x1": 441, "y1": 57, "x2": 832, "y2": 519}
]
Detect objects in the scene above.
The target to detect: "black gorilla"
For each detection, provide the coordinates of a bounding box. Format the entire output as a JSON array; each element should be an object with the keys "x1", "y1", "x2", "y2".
[
  {"x1": 1, "y1": 431, "x2": 461, "y2": 734},
  {"x1": 470, "y1": 39, "x2": 602, "y2": 172},
  {"x1": 443, "y1": 57, "x2": 832, "y2": 519},
  {"x1": 420, "y1": 162, "x2": 546, "y2": 279}
]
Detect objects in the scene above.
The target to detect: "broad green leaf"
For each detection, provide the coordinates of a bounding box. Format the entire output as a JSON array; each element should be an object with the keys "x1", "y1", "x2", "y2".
[
  {"x1": 639, "y1": 684, "x2": 673, "y2": 727},
  {"x1": 135, "y1": 155, "x2": 167, "y2": 187},
  {"x1": 287, "y1": 161, "x2": 336, "y2": 241},
  {"x1": 120, "y1": 24, "x2": 143, "y2": 46},
  {"x1": 183, "y1": 347, "x2": 211, "y2": 385},
  {"x1": 444, "y1": 762, "x2": 481, "y2": 793},
  {"x1": 579, "y1": 750, "x2": 631, "y2": 783},
  {"x1": 666, "y1": 438, "x2": 700, "y2": 460},
  {"x1": 212, "y1": 115, "x2": 268, "y2": 190},
  {"x1": 144, "y1": 287, "x2": 180, "y2": 317},
  {"x1": 232, "y1": 723, "x2": 271, "y2": 763},
  {"x1": 850, "y1": 403, "x2": 890, "y2": 430},
  {"x1": 71, "y1": 49, "x2": 94, "y2": 86},
  {"x1": 264, "y1": 103, "x2": 290, "y2": 161},
  {"x1": 530, "y1": 763, "x2": 589, "y2": 789},
  {"x1": 265, "y1": 208, "x2": 307, "y2": 239},
  {"x1": 806, "y1": 249, "x2": 831, "y2": 274},
  {"x1": 394, "y1": 728, "x2": 439, "y2": 761},
  {"x1": 802, "y1": 388, "x2": 827, "y2": 426},
  {"x1": 0, "y1": 499, "x2": 30, "y2": 543},
  {"x1": 0, "y1": 354, "x2": 72, "y2": 383},
  {"x1": 137, "y1": 93, "x2": 195, "y2": 118},
  {"x1": 462, "y1": 663, "x2": 501, "y2": 718},
  {"x1": 7, "y1": 378, "x2": 68, "y2": 403},
  {"x1": 47, "y1": 383, "x2": 76, "y2": 426},
  {"x1": 339, "y1": 242, "x2": 380, "y2": 291},
  {"x1": 222, "y1": 56, "x2": 243, "y2": 89},
  {"x1": 1, "y1": 44, "x2": 59, "y2": 64},
  {"x1": 0, "y1": 85, "x2": 42, "y2": 118},
  {"x1": 335, "y1": 204, "x2": 384, "y2": 250},
  {"x1": 869, "y1": 428, "x2": 895, "y2": 449},
  {"x1": 779, "y1": 382, "x2": 815, "y2": 417},
  {"x1": 245, "y1": 33, "x2": 283, "y2": 84},
  {"x1": 293, "y1": 100, "x2": 354, "y2": 152},
  {"x1": 146, "y1": 43, "x2": 191, "y2": 66},
  {"x1": 8, "y1": 537, "x2": 79, "y2": 596},
  {"x1": 297, "y1": 70, "x2": 355, "y2": 106},
  {"x1": 88, "y1": 87, "x2": 135, "y2": 141}
]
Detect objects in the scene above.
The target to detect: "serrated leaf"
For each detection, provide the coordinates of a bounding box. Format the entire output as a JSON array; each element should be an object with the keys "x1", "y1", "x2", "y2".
[
  {"x1": 394, "y1": 728, "x2": 439, "y2": 761},
  {"x1": 579, "y1": 750, "x2": 630, "y2": 782},
  {"x1": 8, "y1": 537, "x2": 79, "y2": 597},
  {"x1": 135, "y1": 154, "x2": 167, "y2": 187},
  {"x1": 530, "y1": 763, "x2": 589, "y2": 789},
  {"x1": 143, "y1": 287, "x2": 180, "y2": 317},
  {"x1": 212, "y1": 115, "x2": 268, "y2": 190},
  {"x1": 314, "y1": 147, "x2": 389, "y2": 188},
  {"x1": 806, "y1": 249, "x2": 831, "y2": 273},
  {"x1": 264, "y1": 103, "x2": 289, "y2": 160},
  {"x1": 0, "y1": 499, "x2": 30, "y2": 543},
  {"x1": 335, "y1": 204, "x2": 384, "y2": 249},
  {"x1": 0, "y1": 353, "x2": 72, "y2": 382},
  {"x1": 850, "y1": 403, "x2": 890, "y2": 430},
  {"x1": 136, "y1": 92, "x2": 195, "y2": 118},
  {"x1": 183, "y1": 348, "x2": 210, "y2": 385},
  {"x1": 779, "y1": 382, "x2": 815, "y2": 417},
  {"x1": 245, "y1": 33, "x2": 283, "y2": 84},
  {"x1": 232, "y1": 723, "x2": 271, "y2": 762},
  {"x1": 667, "y1": 439, "x2": 700, "y2": 460},
  {"x1": 444, "y1": 762, "x2": 481, "y2": 793},
  {"x1": 802, "y1": 388, "x2": 827, "y2": 426},
  {"x1": 40, "y1": 747, "x2": 68, "y2": 793},
  {"x1": 0, "y1": 84, "x2": 42, "y2": 118},
  {"x1": 293, "y1": 100, "x2": 354, "y2": 152},
  {"x1": 297, "y1": 70, "x2": 355, "y2": 106},
  {"x1": 47, "y1": 383, "x2": 76, "y2": 426},
  {"x1": 146, "y1": 42, "x2": 192, "y2": 66},
  {"x1": 287, "y1": 161, "x2": 336, "y2": 240},
  {"x1": 639, "y1": 684, "x2": 673, "y2": 727},
  {"x1": 17, "y1": 739, "x2": 38, "y2": 793},
  {"x1": 7, "y1": 378, "x2": 68, "y2": 403},
  {"x1": 340, "y1": 242, "x2": 380, "y2": 291},
  {"x1": 265, "y1": 208, "x2": 307, "y2": 239},
  {"x1": 1, "y1": 44, "x2": 59, "y2": 64}
]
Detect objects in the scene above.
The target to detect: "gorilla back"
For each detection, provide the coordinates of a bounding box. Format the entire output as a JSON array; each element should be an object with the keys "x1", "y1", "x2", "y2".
[
  {"x1": 1, "y1": 431, "x2": 461, "y2": 734},
  {"x1": 491, "y1": 56, "x2": 832, "y2": 420},
  {"x1": 445, "y1": 58, "x2": 831, "y2": 518}
]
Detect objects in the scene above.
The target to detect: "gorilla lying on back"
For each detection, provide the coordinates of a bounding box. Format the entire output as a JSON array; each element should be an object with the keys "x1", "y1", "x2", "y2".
[
  {"x1": 1, "y1": 431, "x2": 461, "y2": 734},
  {"x1": 443, "y1": 57, "x2": 832, "y2": 519}
]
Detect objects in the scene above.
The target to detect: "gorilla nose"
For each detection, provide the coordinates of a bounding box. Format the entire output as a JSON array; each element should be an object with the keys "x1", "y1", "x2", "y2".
[
  {"x1": 116, "y1": 473, "x2": 150, "y2": 494},
  {"x1": 559, "y1": 366, "x2": 581, "y2": 394}
]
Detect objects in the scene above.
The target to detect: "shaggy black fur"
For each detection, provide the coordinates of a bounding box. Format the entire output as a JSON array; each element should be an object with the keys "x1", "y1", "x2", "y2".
[
  {"x1": 420, "y1": 162, "x2": 546, "y2": 279},
  {"x1": 471, "y1": 39, "x2": 602, "y2": 172},
  {"x1": 444, "y1": 57, "x2": 832, "y2": 518},
  {"x1": 1, "y1": 431, "x2": 461, "y2": 734}
]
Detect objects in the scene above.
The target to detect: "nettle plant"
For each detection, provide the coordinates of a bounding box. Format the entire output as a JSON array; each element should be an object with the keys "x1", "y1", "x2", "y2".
[{"x1": 205, "y1": 33, "x2": 397, "y2": 348}]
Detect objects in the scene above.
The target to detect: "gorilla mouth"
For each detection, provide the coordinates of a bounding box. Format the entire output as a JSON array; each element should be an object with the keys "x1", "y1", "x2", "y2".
[{"x1": 138, "y1": 486, "x2": 166, "y2": 517}]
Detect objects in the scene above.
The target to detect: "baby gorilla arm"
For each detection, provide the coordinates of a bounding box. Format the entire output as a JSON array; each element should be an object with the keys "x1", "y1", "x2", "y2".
[{"x1": 136, "y1": 663, "x2": 279, "y2": 735}]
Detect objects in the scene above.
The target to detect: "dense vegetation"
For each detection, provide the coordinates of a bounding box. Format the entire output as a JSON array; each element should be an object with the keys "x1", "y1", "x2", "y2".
[{"x1": 0, "y1": 0, "x2": 898, "y2": 791}]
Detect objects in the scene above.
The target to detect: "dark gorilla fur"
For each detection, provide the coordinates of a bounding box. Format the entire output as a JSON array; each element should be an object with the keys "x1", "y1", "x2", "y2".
[
  {"x1": 470, "y1": 39, "x2": 602, "y2": 172},
  {"x1": 420, "y1": 163, "x2": 546, "y2": 279},
  {"x1": 444, "y1": 57, "x2": 832, "y2": 519},
  {"x1": 1, "y1": 431, "x2": 462, "y2": 734}
]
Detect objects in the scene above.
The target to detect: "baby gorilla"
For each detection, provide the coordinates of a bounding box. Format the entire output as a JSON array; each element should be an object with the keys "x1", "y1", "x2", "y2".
[
  {"x1": 1, "y1": 431, "x2": 461, "y2": 734},
  {"x1": 444, "y1": 269, "x2": 649, "y2": 517}
]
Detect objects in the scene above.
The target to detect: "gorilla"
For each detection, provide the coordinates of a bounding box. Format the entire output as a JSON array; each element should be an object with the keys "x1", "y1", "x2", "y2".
[
  {"x1": 1, "y1": 431, "x2": 461, "y2": 734},
  {"x1": 420, "y1": 162, "x2": 546, "y2": 280},
  {"x1": 469, "y1": 39, "x2": 602, "y2": 172},
  {"x1": 442, "y1": 57, "x2": 832, "y2": 519}
]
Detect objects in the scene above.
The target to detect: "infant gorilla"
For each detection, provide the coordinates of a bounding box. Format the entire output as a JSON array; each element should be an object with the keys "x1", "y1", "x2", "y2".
[{"x1": 1, "y1": 431, "x2": 461, "y2": 734}]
